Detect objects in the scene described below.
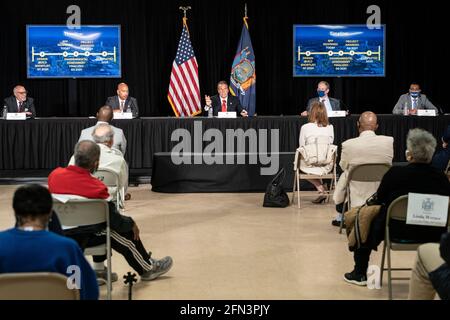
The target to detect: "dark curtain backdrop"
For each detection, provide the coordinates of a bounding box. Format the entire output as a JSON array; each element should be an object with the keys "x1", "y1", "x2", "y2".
[{"x1": 0, "y1": 0, "x2": 448, "y2": 117}]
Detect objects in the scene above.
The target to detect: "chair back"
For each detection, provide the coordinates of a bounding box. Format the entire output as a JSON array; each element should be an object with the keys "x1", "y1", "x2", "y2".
[
  {"x1": 348, "y1": 163, "x2": 391, "y2": 183},
  {"x1": 0, "y1": 272, "x2": 79, "y2": 300},
  {"x1": 386, "y1": 195, "x2": 409, "y2": 223},
  {"x1": 301, "y1": 135, "x2": 335, "y2": 166},
  {"x1": 386, "y1": 195, "x2": 450, "y2": 227},
  {"x1": 52, "y1": 198, "x2": 109, "y2": 227},
  {"x1": 94, "y1": 168, "x2": 119, "y2": 187}
]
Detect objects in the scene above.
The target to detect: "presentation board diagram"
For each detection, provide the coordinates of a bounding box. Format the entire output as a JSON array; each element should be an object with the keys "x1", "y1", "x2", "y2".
[
  {"x1": 27, "y1": 25, "x2": 121, "y2": 78},
  {"x1": 293, "y1": 25, "x2": 385, "y2": 77}
]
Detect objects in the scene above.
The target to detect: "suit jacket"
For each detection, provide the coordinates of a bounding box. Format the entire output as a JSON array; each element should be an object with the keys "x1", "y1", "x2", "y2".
[
  {"x1": 78, "y1": 121, "x2": 127, "y2": 155},
  {"x1": 393, "y1": 93, "x2": 438, "y2": 115},
  {"x1": 206, "y1": 95, "x2": 244, "y2": 116},
  {"x1": 306, "y1": 97, "x2": 341, "y2": 112},
  {"x1": 3, "y1": 96, "x2": 36, "y2": 118},
  {"x1": 333, "y1": 131, "x2": 394, "y2": 207},
  {"x1": 105, "y1": 96, "x2": 139, "y2": 118}
]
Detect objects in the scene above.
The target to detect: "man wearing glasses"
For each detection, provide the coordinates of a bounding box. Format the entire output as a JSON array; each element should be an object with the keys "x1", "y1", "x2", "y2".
[{"x1": 3, "y1": 85, "x2": 36, "y2": 118}]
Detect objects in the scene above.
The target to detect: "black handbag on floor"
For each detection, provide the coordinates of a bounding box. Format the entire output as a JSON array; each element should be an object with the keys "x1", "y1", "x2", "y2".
[{"x1": 263, "y1": 168, "x2": 290, "y2": 208}]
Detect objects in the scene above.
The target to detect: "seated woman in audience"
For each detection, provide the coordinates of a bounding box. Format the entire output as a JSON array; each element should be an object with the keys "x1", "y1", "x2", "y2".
[
  {"x1": 344, "y1": 128, "x2": 450, "y2": 286},
  {"x1": 298, "y1": 101, "x2": 335, "y2": 204},
  {"x1": 0, "y1": 184, "x2": 98, "y2": 300},
  {"x1": 409, "y1": 232, "x2": 450, "y2": 300}
]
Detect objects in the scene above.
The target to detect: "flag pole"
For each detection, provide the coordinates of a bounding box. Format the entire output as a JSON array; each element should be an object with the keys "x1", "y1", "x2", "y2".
[
  {"x1": 243, "y1": 3, "x2": 249, "y2": 29},
  {"x1": 179, "y1": 6, "x2": 191, "y2": 33}
]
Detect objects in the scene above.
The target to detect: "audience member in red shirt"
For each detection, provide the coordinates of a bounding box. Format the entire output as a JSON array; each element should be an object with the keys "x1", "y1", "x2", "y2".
[{"x1": 48, "y1": 140, "x2": 173, "y2": 282}]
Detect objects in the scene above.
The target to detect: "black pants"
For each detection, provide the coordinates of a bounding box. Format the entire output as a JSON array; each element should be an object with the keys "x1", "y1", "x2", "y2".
[
  {"x1": 68, "y1": 230, "x2": 152, "y2": 275},
  {"x1": 335, "y1": 202, "x2": 348, "y2": 215},
  {"x1": 353, "y1": 247, "x2": 372, "y2": 275}
]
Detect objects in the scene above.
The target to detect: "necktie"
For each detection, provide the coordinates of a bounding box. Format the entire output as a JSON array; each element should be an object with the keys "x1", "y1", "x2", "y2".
[
  {"x1": 120, "y1": 101, "x2": 124, "y2": 112},
  {"x1": 221, "y1": 99, "x2": 227, "y2": 112},
  {"x1": 413, "y1": 98, "x2": 418, "y2": 109},
  {"x1": 18, "y1": 102, "x2": 23, "y2": 113}
]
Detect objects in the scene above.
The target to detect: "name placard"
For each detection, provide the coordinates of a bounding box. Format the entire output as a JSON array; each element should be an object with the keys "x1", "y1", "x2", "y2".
[
  {"x1": 417, "y1": 109, "x2": 437, "y2": 117},
  {"x1": 406, "y1": 193, "x2": 449, "y2": 227},
  {"x1": 6, "y1": 113, "x2": 26, "y2": 120},
  {"x1": 327, "y1": 111, "x2": 346, "y2": 118},
  {"x1": 113, "y1": 112, "x2": 133, "y2": 120},
  {"x1": 218, "y1": 112, "x2": 237, "y2": 118}
]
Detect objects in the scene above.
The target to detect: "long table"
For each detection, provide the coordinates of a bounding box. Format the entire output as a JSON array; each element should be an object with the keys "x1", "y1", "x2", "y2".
[{"x1": 1, "y1": 115, "x2": 449, "y2": 173}]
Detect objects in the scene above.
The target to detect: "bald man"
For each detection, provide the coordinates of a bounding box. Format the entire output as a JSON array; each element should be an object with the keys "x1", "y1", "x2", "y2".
[
  {"x1": 105, "y1": 83, "x2": 139, "y2": 118},
  {"x1": 332, "y1": 112, "x2": 394, "y2": 226},
  {"x1": 3, "y1": 85, "x2": 36, "y2": 118},
  {"x1": 78, "y1": 106, "x2": 127, "y2": 155}
]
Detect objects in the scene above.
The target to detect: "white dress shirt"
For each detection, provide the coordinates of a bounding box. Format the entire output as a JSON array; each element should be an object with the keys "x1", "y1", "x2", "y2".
[
  {"x1": 319, "y1": 97, "x2": 333, "y2": 114},
  {"x1": 410, "y1": 96, "x2": 419, "y2": 109}
]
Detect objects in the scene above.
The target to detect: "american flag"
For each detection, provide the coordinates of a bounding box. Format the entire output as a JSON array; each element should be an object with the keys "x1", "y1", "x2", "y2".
[{"x1": 168, "y1": 20, "x2": 201, "y2": 117}]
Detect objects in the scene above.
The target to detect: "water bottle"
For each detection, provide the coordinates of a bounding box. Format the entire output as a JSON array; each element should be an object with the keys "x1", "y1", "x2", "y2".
[
  {"x1": 207, "y1": 106, "x2": 213, "y2": 118},
  {"x1": 403, "y1": 102, "x2": 408, "y2": 116},
  {"x1": 2, "y1": 106, "x2": 7, "y2": 119}
]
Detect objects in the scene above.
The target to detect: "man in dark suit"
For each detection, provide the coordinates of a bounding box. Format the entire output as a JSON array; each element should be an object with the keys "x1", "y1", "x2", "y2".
[
  {"x1": 105, "y1": 83, "x2": 139, "y2": 118},
  {"x1": 301, "y1": 81, "x2": 341, "y2": 116},
  {"x1": 3, "y1": 85, "x2": 36, "y2": 118},
  {"x1": 204, "y1": 81, "x2": 248, "y2": 117}
]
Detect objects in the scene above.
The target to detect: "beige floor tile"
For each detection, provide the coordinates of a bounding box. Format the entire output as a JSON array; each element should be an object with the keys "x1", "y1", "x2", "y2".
[{"x1": 0, "y1": 185, "x2": 414, "y2": 300}]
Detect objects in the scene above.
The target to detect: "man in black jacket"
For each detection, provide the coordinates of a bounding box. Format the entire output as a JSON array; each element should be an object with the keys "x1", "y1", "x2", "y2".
[
  {"x1": 3, "y1": 85, "x2": 36, "y2": 118},
  {"x1": 204, "y1": 81, "x2": 248, "y2": 117}
]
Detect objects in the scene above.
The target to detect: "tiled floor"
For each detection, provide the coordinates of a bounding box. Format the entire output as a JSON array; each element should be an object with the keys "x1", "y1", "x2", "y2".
[{"x1": 0, "y1": 185, "x2": 414, "y2": 300}]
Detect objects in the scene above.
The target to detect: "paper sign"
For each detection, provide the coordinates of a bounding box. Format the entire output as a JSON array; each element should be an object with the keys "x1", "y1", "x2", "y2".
[
  {"x1": 218, "y1": 112, "x2": 237, "y2": 118},
  {"x1": 406, "y1": 193, "x2": 449, "y2": 227},
  {"x1": 327, "y1": 111, "x2": 346, "y2": 118},
  {"x1": 6, "y1": 113, "x2": 26, "y2": 120},
  {"x1": 113, "y1": 112, "x2": 133, "y2": 119},
  {"x1": 417, "y1": 110, "x2": 437, "y2": 116}
]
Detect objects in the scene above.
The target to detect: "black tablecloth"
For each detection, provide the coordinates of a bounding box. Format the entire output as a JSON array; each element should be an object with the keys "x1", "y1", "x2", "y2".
[
  {"x1": 151, "y1": 152, "x2": 297, "y2": 192},
  {"x1": 1, "y1": 115, "x2": 449, "y2": 171}
]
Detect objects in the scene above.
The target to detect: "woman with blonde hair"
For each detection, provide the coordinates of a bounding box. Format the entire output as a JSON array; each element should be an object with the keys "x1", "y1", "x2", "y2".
[{"x1": 298, "y1": 102, "x2": 335, "y2": 204}]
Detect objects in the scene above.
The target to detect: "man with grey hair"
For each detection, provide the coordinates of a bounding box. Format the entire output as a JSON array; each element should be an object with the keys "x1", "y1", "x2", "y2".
[
  {"x1": 71, "y1": 124, "x2": 129, "y2": 202},
  {"x1": 343, "y1": 128, "x2": 450, "y2": 286},
  {"x1": 3, "y1": 85, "x2": 36, "y2": 118},
  {"x1": 78, "y1": 106, "x2": 127, "y2": 155},
  {"x1": 49, "y1": 140, "x2": 173, "y2": 283}
]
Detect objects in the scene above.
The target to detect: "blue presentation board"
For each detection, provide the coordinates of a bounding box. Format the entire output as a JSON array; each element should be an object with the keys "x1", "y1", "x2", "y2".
[
  {"x1": 293, "y1": 24, "x2": 385, "y2": 77},
  {"x1": 27, "y1": 25, "x2": 121, "y2": 78}
]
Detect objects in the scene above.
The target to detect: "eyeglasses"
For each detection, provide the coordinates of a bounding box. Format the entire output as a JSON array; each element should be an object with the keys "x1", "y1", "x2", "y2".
[{"x1": 17, "y1": 91, "x2": 27, "y2": 94}]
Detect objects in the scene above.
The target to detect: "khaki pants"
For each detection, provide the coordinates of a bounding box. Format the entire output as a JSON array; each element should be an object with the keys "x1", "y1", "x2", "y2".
[{"x1": 408, "y1": 243, "x2": 444, "y2": 300}]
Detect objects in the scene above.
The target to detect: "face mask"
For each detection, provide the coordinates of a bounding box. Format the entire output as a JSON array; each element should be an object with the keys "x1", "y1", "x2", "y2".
[
  {"x1": 410, "y1": 91, "x2": 420, "y2": 98},
  {"x1": 405, "y1": 150, "x2": 411, "y2": 160},
  {"x1": 317, "y1": 90, "x2": 326, "y2": 98}
]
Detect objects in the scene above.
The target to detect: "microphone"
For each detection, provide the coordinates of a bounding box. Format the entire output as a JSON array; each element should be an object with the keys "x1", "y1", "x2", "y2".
[{"x1": 339, "y1": 99, "x2": 351, "y2": 115}]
